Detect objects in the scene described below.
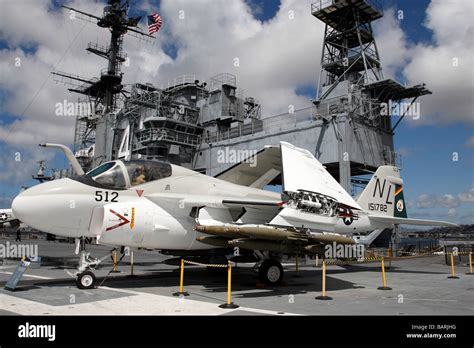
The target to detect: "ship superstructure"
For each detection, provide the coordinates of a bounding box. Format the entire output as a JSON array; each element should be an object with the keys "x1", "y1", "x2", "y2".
[{"x1": 54, "y1": 0, "x2": 431, "y2": 198}]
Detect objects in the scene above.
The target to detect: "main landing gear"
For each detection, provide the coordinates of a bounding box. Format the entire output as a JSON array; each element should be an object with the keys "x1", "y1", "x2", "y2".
[{"x1": 254, "y1": 252, "x2": 284, "y2": 285}]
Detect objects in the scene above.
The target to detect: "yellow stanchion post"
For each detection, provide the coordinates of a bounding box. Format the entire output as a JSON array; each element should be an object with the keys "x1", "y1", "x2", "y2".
[
  {"x1": 173, "y1": 259, "x2": 189, "y2": 296},
  {"x1": 111, "y1": 249, "x2": 120, "y2": 273},
  {"x1": 466, "y1": 252, "x2": 473, "y2": 275},
  {"x1": 294, "y1": 254, "x2": 301, "y2": 278},
  {"x1": 388, "y1": 248, "x2": 393, "y2": 270},
  {"x1": 377, "y1": 256, "x2": 392, "y2": 290},
  {"x1": 447, "y1": 253, "x2": 459, "y2": 279},
  {"x1": 316, "y1": 260, "x2": 332, "y2": 300},
  {"x1": 127, "y1": 250, "x2": 137, "y2": 278},
  {"x1": 219, "y1": 262, "x2": 239, "y2": 309}
]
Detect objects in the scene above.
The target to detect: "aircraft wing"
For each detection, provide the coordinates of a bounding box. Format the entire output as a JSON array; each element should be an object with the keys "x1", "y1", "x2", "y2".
[
  {"x1": 280, "y1": 142, "x2": 361, "y2": 210},
  {"x1": 146, "y1": 192, "x2": 281, "y2": 209},
  {"x1": 215, "y1": 142, "x2": 361, "y2": 210},
  {"x1": 145, "y1": 192, "x2": 282, "y2": 226},
  {"x1": 369, "y1": 215, "x2": 458, "y2": 227},
  {"x1": 214, "y1": 146, "x2": 282, "y2": 189}
]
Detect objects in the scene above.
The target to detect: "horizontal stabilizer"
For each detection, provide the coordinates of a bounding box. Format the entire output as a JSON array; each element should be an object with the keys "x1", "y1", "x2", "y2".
[
  {"x1": 369, "y1": 215, "x2": 458, "y2": 227},
  {"x1": 353, "y1": 229, "x2": 385, "y2": 246}
]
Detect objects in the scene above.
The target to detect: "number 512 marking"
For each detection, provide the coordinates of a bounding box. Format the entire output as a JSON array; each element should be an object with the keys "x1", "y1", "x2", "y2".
[{"x1": 95, "y1": 191, "x2": 119, "y2": 202}]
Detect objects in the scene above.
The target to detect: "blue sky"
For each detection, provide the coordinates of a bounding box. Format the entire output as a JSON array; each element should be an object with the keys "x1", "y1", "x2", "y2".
[{"x1": 0, "y1": 0, "x2": 473, "y2": 224}]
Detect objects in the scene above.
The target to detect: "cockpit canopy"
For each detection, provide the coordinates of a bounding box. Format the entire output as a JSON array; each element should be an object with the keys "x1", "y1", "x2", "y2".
[{"x1": 83, "y1": 160, "x2": 172, "y2": 189}]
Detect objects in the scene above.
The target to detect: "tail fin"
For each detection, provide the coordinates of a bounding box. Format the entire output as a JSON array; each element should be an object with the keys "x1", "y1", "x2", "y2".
[
  {"x1": 358, "y1": 166, "x2": 457, "y2": 227},
  {"x1": 356, "y1": 166, "x2": 405, "y2": 217}
]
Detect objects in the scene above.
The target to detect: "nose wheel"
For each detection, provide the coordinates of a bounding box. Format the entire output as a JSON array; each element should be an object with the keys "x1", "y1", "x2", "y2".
[
  {"x1": 74, "y1": 237, "x2": 111, "y2": 290},
  {"x1": 76, "y1": 270, "x2": 96, "y2": 289}
]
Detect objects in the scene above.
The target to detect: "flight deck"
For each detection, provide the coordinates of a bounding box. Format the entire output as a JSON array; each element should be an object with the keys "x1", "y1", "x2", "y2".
[{"x1": 0, "y1": 238, "x2": 472, "y2": 316}]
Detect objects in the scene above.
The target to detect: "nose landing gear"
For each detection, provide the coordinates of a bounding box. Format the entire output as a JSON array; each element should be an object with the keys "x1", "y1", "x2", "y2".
[
  {"x1": 76, "y1": 270, "x2": 96, "y2": 289},
  {"x1": 73, "y1": 237, "x2": 112, "y2": 290}
]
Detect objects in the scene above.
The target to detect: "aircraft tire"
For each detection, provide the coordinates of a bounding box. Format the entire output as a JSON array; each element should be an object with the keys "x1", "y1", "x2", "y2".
[
  {"x1": 259, "y1": 259, "x2": 284, "y2": 285},
  {"x1": 76, "y1": 270, "x2": 96, "y2": 290}
]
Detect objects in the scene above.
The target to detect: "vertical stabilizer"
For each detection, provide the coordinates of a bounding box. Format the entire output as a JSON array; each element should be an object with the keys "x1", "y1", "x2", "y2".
[{"x1": 356, "y1": 166, "x2": 404, "y2": 217}]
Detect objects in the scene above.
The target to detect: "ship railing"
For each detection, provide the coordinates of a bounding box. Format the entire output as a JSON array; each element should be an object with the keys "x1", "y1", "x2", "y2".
[
  {"x1": 202, "y1": 106, "x2": 318, "y2": 143},
  {"x1": 137, "y1": 128, "x2": 201, "y2": 146},
  {"x1": 209, "y1": 73, "x2": 237, "y2": 90},
  {"x1": 311, "y1": 0, "x2": 333, "y2": 13},
  {"x1": 166, "y1": 75, "x2": 200, "y2": 90},
  {"x1": 383, "y1": 147, "x2": 402, "y2": 168},
  {"x1": 311, "y1": 0, "x2": 382, "y2": 14}
]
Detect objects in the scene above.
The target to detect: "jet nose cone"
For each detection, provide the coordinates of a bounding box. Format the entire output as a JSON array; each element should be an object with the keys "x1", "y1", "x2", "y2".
[
  {"x1": 12, "y1": 192, "x2": 29, "y2": 224},
  {"x1": 11, "y1": 178, "x2": 84, "y2": 235},
  {"x1": 12, "y1": 190, "x2": 47, "y2": 230}
]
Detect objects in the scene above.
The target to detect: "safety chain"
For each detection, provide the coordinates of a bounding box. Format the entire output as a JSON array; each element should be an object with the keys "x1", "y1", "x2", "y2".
[
  {"x1": 322, "y1": 248, "x2": 472, "y2": 266},
  {"x1": 388, "y1": 248, "x2": 471, "y2": 257},
  {"x1": 325, "y1": 256, "x2": 382, "y2": 266},
  {"x1": 183, "y1": 259, "x2": 228, "y2": 268},
  {"x1": 98, "y1": 251, "x2": 126, "y2": 287}
]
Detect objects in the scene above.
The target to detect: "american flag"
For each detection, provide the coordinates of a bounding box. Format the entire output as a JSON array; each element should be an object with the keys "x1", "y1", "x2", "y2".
[{"x1": 148, "y1": 13, "x2": 163, "y2": 35}]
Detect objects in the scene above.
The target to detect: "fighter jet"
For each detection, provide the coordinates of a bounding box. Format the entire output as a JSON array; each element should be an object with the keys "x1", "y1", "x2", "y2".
[
  {"x1": 12, "y1": 142, "x2": 455, "y2": 289},
  {"x1": 0, "y1": 209, "x2": 17, "y2": 226}
]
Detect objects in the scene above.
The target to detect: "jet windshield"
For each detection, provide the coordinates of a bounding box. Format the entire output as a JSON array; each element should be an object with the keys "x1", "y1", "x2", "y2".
[
  {"x1": 86, "y1": 162, "x2": 127, "y2": 189},
  {"x1": 84, "y1": 160, "x2": 172, "y2": 189},
  {"x1": 125, "y1": 160, "x2": 172, "y2": 186}
]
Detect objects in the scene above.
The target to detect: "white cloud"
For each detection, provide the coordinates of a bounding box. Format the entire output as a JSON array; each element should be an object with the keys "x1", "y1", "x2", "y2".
[
  {"x1": 401, "y1": 0, "x2": 474, "y2": 125},
  {"x1": 440, "y1": 194, "x2": 459, "y2": 209},
  {"x1": 466, "y1": 136, "x2": 474, "y2": 148},
  {"x1": 0, "y1": 0, "x2": 112, "y2": 145},
  {"x1": 458, "y1": 185, "x2": 474, "y2": 203},
  {"x1": 373, "y1": 8, "x2": 410, "y2": 79},
  {"x1": 416, "y1": 184, "x2": 474, "y2": 209},
  {"x1": 372, "y1": 1, "x2": 474, "y2": 126},
  {"x1": 0, "y1": 0, "x2": 322, "y2": 148},
  {"x1": 0, "y1": 145, "x2": 55, "y2": 185},
  {"x1": 153, "y1": 0, "x2": 322, "y2": 116}
]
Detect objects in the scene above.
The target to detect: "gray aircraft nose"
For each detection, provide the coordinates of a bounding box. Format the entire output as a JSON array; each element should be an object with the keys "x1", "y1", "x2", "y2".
[
  {"x1": 11, "y1": 189, "x2": 42, "y2": 229},
  {"x1": 12, "y1": 179, "x2": 69, "y2": 232},
  {"x1": 12, "y1": 179, "x2": 94, "y2": 237}
]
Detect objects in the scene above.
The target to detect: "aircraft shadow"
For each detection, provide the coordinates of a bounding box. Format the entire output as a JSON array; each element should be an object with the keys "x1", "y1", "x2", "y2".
[
  {"x1": 100, "y1": 267, "x2": 365, "y2": 298},
  {"x1": 329, "y1": 264, "x2": 447, "y2": 275},
  {"x1": 0, "y1": 266, "x2": 365, "y2": 298}
]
